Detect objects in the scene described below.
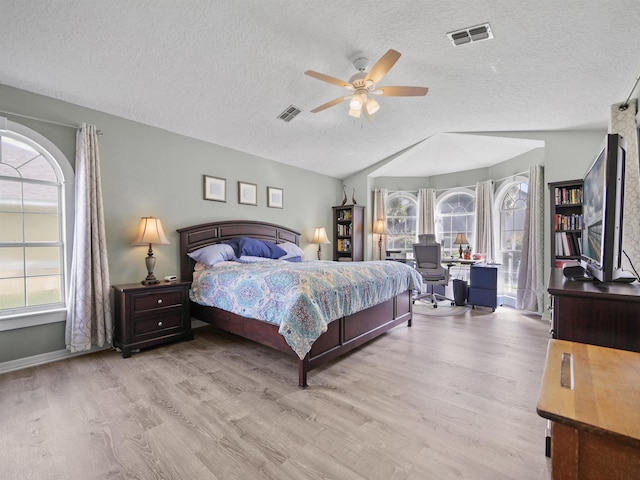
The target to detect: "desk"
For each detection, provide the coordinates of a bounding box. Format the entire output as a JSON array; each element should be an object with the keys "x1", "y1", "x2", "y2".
[
  {"x1": 537, "y1": 339, "x2": 640, "y2": 479},
  {"x1": 441, "y1": 257, "x2": 477, "y2": 266}
]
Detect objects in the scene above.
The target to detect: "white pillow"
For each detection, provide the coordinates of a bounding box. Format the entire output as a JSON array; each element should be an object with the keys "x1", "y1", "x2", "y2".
[
  {"x1": 187, "y1": 243, "x2": 235, "y2": 266},
  {"x1": 278, "y1": 241, "x2": 304, "y2": 259},
  {"x1": 234, "y1": 255, "x2": 273, "y2": 263}
]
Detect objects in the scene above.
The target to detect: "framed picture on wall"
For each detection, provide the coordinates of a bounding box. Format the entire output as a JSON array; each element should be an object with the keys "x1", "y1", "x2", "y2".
[
  {"x1": 267, "y1": 186, "x2": 283, "y2": 208},
  {"x1": 203, "y1": 175, "x2": 226, "y2": 202},
  {"x1": 238, "y1": 181, "x2": 258, "y2": 205}
]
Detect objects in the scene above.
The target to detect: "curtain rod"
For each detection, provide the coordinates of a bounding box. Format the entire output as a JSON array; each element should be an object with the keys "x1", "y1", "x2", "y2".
[{"x1": 0, "y1": 109, "x2": 103, "y2": 135}]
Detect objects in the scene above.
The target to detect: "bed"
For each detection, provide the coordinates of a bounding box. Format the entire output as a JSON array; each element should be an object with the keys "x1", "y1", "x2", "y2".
[{"x1": 178, "y1": 220, "x2": 421, "y2": 387}]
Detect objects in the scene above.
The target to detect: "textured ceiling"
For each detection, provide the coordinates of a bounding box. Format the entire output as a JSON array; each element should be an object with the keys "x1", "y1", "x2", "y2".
[{"x1": 1, "y1": 1, "x2": 639, "y2": 179}]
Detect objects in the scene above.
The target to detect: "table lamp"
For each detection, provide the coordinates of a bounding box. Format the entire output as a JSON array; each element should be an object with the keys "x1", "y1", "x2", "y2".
[
  {"x1": 373, "y1": 219, "x2": 387, "y2": 260},
  {"x1": 453, "y1": 232, "x2": 469, "y2": 259},
  {"x1": 311, "y1": 227, "x2": 330, "y2": 260},
  {"x1": 132, "y1": 216, "x2": 170, "y2": 285}
]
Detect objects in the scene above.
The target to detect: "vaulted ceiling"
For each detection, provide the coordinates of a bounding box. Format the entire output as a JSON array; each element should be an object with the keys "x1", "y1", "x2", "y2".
[{"x1": 1, "y1": 1, "x2": 638, "y2": 179}]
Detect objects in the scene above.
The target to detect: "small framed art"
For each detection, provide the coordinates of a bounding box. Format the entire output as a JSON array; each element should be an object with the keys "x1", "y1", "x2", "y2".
[
  {"x1": 267, "y1": 186, "x2": 284, "y2": 208},
  {"x1": 203, "y1": 175, "x2": 226, "y2": 202},
  {"x1": 238, "y1": 181, "x2": 258, "y2": 205}
]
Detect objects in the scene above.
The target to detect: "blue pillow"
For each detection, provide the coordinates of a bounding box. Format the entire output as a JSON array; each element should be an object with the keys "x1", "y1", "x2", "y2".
[
  {"x1": 224, "y1": 237, "x2": 286, "y2": 259},
  {"x1": 187, "y1": 243, "x2": 235, "y2": 266}
]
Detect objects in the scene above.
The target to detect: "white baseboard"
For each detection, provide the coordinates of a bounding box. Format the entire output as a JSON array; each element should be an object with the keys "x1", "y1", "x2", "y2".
[
  {"x1": 0, "y1": 319, "x2": 209, "y2": 375},
  {"x1": 0, "y1": 347, "x2": 108, "y2": 375}
]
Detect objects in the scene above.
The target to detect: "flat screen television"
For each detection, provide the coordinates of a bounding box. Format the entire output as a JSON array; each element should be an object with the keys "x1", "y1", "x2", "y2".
[{"x1": 581, "y1": 133, "x2": 628, "y2": 282}]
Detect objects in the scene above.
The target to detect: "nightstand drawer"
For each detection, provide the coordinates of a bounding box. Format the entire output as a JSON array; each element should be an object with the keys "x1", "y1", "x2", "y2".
[
  {"x1": 133, "y1": 290, "x2": 183, "y2": 313},
  {"x1": 134, "y1": 310, "x2": 183, "y2": 336}
]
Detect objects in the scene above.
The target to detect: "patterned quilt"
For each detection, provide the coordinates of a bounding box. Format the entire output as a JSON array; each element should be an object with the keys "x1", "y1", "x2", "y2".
[{"x1": 190, "y1": 260, "x2": 422, "y2": 359}]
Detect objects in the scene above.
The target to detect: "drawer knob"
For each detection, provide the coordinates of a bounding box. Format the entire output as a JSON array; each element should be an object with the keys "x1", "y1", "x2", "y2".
[
  {"x1": 157, "y1": 298, "x2": 163, "y2": 304},
  {"x1": 158, "y1": 321, "x2": 163, "y2": 327}
]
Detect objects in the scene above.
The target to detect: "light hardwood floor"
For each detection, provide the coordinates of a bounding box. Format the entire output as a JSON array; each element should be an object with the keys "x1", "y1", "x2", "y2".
[{"x1": 0, "y1": 306, "x2": 551, "y2": 479}]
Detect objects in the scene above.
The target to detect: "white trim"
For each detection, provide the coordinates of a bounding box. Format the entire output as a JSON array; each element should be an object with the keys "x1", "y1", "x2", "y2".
[
  {"x1": 0, "y1": 118, "x2": 75, "y2": 331},
  {"x1": 0, "y1": 309, "x2": 67, "y2": 331},
  {"x1": 0, "y1": 346, "x2": 109, "y2": 374}
]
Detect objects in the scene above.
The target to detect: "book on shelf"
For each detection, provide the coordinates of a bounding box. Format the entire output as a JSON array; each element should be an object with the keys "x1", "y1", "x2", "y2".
[
  {"x1": 554, "y1": 213, "x2": 583, "y2": 231},
  {"x1": 338, "y1": 210, "x2": 351, "y2": 221},
  {"x1": 554, "y1": 186, "x2": 583, "y2": 205},
  {"x1": 555, "y1": 231, "x2": 581, "y2": 257}
]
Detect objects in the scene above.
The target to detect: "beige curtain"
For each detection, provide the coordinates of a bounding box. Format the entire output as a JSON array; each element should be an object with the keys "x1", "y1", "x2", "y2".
[
  {"x1": 65, "y1": 124, "x2": 112, "y2": 352},
  {"x1": 418, "y1": 188, "x2": 436, "y2": 236},
  {"x1": 516, "y1": 165, "x2": 544, "y2": 313},
  {"x1": 373, "y1": 188, "x2": 388, "y2": 260},
  {"x1": 474, "y1": 180, "x2": 495, "y2": 261}
]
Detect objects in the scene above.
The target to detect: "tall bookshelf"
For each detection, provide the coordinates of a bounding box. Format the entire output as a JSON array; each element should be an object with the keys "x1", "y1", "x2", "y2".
[
  {"x1": 332, "y1": 205, "x2": 364, "y2": 261},
  {"x1": 549, "y1": 179, "x2": 583, "y2": 267}
]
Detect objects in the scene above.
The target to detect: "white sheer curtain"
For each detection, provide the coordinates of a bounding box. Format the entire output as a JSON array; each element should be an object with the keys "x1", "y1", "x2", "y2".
[
  {"x1": 373, "y1": 188, "x2": 388, "y2": 260},
  {"x1": 66, "y1": 124, "x2": 112, "y2": 352},
  {"x1": 417, "y1": 188, "x2": 436, "y2": 235},
  {"x1": 474, "y1": 180, "x2": 495, "y2": 261},
  {"x1": 516, "y1": 164, "x2": 544, "y2": 313}
]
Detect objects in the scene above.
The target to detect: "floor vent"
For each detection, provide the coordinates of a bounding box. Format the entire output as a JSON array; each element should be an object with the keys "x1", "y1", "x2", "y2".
[
  {"x1": 277, "y1": 105, "x2": 302, "y2": 122},
  {"x1": 447, "y1": 23, "x2": 493, "y2": 47}
]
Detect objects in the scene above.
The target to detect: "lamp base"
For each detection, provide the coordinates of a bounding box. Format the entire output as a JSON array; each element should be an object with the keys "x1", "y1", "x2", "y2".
[
  {"x1": 141, "y1": 275, "x2": 160, "y2": 285},
  {"x1": 142, "y1": 252, "x2": 159, "y2": 285}
]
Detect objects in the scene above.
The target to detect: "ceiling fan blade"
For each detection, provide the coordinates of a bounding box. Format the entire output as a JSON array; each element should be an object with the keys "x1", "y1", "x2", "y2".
[
  {"x1": 375, "y1": 86, "x2": 429, "y2": 96},
  {"x1": 366, "y1": 49, "x2": 401, "y2": 84},
  {"x1": 310, "y1": 96, "x2": 348, "y2": 113},
  {"x1": 304, "y1": 70, "x2": 353, "y2": 90}
]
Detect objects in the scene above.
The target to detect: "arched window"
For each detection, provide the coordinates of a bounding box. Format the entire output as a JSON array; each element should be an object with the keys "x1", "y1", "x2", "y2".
[
  {"x1": 495, "y1": 180, "x2": 528, "y2": 306},
  {"x1": 385, "y1": 191, "x2": 418, "y2": 254},
  {"x1": 0, "y1": 120, "x2": 73, "y2": 326},
  {"x1": 435, "y1": 190, "x2": 475, "y2": 257}
]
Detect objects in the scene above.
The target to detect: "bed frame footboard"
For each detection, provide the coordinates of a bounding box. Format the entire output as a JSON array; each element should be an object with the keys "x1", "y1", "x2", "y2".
[{"x1": 297, "y1": 289, "x2": 412, "y2": 387}]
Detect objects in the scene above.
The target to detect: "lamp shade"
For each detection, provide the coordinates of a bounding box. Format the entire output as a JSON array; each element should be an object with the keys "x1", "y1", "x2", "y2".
[
  {"x1": 311, "y1": 227, "x2": 330, "y2": 245},
  {"x1": 131, "y1": 217, "x2": 170, "y2": 246},
  {"x1": 365, "y1": 97, "x2": 380, "y2": 115},
  {"x1": 453, "y1": 232, "x2": 469, "y2": 245},
  {"x1": 373, "y1": 219, "x2": 387, "y2": 235}
]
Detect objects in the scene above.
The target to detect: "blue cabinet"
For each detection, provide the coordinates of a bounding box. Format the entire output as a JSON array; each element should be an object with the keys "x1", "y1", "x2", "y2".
[{"x1": 468, "y1": 264, "x2": 498, "y2": 311}]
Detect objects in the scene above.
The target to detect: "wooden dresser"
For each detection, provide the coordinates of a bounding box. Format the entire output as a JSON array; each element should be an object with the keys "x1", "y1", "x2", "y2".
[
  {"x1": 537, "y1": 339, "x2": 640, "y2": 479},
  {"x1": 547, "y1": 268, "x2": 640, "y2": 352}
]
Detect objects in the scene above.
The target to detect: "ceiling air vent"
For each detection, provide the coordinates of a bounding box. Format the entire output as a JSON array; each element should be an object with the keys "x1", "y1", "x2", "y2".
[
  {"x1": 277, "y1": 105, "x2": 302, "y2": 122},
  {"x1": 447, "y1": 23, "x2": 493, "y2": 47}
]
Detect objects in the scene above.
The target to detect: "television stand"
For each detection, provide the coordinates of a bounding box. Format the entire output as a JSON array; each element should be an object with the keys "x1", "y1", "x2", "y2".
[{"x1": 548, "y1": 267, "x2": 640, "y2": 352}]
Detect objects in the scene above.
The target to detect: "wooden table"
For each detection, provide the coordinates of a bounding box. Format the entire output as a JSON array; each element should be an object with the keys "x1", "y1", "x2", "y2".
[{"x1": 537, "y1": 339, "x2": 640, "y2": 479}]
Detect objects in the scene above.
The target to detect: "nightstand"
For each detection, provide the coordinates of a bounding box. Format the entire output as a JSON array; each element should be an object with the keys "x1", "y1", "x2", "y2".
[{"x1": 112, "y1": 281, "x2": 192, "y2": 358}]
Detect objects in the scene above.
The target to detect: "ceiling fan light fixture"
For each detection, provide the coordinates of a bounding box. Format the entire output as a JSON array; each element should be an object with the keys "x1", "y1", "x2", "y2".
[
  {"x1": 348, "y1": 108, "x2": 362, "y2": 118},
  {"x1": 365, "y1": 97, "x2": 380, "y2": 115},
  {"x1": 349, "y1": 93, "x2": 364, "y2": 110}
]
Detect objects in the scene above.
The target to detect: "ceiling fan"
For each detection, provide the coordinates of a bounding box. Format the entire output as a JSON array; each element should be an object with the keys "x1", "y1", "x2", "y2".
[{"x1": 305, "y1": 49, "x2": 429, "y2": 118}]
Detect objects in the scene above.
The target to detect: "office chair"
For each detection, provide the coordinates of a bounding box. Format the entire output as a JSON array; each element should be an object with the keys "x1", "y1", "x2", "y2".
[{"x1": 413, "y1": 240, "x2": 454, "y2": 308}]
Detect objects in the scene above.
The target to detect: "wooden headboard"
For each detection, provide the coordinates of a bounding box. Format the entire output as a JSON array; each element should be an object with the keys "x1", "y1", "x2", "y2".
[{"x1": 177, "y1": 220, "x2": 301, "y2": 282}]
